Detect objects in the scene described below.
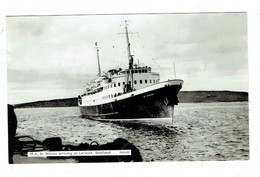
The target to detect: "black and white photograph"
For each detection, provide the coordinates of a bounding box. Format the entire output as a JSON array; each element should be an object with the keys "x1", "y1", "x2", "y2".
[{"x1": 5, "y1": 12, "x2": 250, "y2": 164}]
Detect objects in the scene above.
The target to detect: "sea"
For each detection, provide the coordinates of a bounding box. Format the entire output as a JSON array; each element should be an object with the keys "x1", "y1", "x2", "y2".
[{"x1": 14, "y1": 102, "x2": 249, "y2": 162}]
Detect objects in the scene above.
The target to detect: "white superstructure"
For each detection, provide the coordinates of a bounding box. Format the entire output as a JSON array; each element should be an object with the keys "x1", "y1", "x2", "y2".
[{"x1": 79, "y1": 66, "x2": 160, "y2": 106}]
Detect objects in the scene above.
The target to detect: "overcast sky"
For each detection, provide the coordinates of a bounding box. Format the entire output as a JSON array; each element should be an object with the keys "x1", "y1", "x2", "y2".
[{"x1": 7, "y1": 13, "x2": 248, "y2": 104}]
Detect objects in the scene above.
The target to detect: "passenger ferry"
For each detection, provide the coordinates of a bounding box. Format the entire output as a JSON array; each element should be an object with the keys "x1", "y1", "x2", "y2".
[{"x1": 78, "y1": 21, "x2": 183, "y2": 119}]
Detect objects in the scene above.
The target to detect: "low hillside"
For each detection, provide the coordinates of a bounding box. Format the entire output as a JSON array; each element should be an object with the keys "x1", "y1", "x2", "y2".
[
  {"x1": 178, "y1": 91, "x2": 248, "y2": 103},
  {"x1": 14, "y1": 91, "x2": 248, "y2": 108},
  {"x1": 14, "y1": 98, "x2": 78, "y2": 108}
]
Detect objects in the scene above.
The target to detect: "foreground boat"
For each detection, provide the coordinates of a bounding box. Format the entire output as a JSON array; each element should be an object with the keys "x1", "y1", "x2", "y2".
[{"x1": 78, "y1": 21, "x2": 183, "y2": 119}]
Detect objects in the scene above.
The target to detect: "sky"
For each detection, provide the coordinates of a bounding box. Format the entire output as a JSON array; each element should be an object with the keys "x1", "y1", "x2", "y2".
[{"x1": 6, "y1": 13, "x2": 248, "y2": 104}]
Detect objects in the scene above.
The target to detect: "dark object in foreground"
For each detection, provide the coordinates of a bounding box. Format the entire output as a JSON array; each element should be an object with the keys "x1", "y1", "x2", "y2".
[
  {"x1": 13, "y1": 136, "x2": 143, "y2": 163},
  {"x1": 8, "y1": 105, "x2": 17, "y2": 164},
  {"x1": 63, "y1": 138, "x2": 143, "y2": 162},
  {"x1": 43, "y1": 137, "x2": 62, "y2": 151}
]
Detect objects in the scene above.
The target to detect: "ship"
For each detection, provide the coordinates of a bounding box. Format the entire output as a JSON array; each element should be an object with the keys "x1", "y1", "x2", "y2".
[{"x1": 78, "y1": 21, "x2": 184, "y2": 119}]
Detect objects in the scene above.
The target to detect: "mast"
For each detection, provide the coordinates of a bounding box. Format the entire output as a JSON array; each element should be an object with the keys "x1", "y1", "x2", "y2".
[
  {"x1": 124, "y1": 20, "x2": 134, "y2": 91},
  {"x1": 125, "y1": 20, "x2": 133, "y2": 70},
  {"x1": 95, "y1": 42, "x2": 101, "y2": 77}
]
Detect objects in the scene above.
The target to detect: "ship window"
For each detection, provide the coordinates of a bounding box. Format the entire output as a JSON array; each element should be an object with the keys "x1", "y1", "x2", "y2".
[
  {"x1": 145, "y1": 80, "x2": 147, "y2": 83},
  {"x1": 145, "y1": 70, "x2": 147, "y2": 73},
  {"x1": 139, "y1": 70, "x2": 141, "y2": 73},
  {"x1": 140, "y1": 80, "x2": 142, "y2": 84},
  {"x1": 111, "y1": 85, "x2": 112, "y2": 88},
  {"x1": 111, "y1": 94, "x2": 113, "y2": 98},
  {"x1": 118, "y1": 83, "x2": 120, "y2": 86},
  {"x1": 142, "y1": 70, "x2": 144, "y2": 73},
  {"x1": 129, "y1": 81, "x2": 131, "y2": 85},
  {"x1": 153, "y1": 80, "x2": 155, "y2": 83},
  {"x1": 134, "y1": 80, "x2": 137, "y2": 84},
  {"x1": 114, "y1": 83, "x2": 116, "y2": 87},
  {"x1": 123, "y1": 82, "x2": 125, "y2": 85},
  {"x1": 150, "y1": 80, "x2": 152, "y2": 83}
]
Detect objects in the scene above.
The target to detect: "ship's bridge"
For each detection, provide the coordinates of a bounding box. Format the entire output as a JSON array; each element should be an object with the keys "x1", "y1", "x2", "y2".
[
  {"x1": 107, "y1": 66, "x2": 152, "y2": 76},
  {"x1": 120, "y1": 66, "x2": 151, "y2": 75}
]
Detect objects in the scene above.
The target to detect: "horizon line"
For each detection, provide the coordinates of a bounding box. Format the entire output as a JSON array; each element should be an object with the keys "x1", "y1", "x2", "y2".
[{"x1": 10, "y1": 89, "x2": 248, "y2": 106}]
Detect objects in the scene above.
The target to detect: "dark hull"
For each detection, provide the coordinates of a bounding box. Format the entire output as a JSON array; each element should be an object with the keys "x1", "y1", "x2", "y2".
[{"x1": 79, "y1": 84, "x2": 182, "y2": 119}]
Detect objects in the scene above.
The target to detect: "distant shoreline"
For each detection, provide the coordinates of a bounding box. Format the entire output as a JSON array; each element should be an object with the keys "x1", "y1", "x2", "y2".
[{"x1": 13, "y1": 91, "x2": 248, "y2": 108}]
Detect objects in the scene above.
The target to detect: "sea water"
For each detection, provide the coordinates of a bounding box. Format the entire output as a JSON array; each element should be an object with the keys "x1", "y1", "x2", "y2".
[{"x1": 14, "y1": 102, "x2": 249, "y2": 162}]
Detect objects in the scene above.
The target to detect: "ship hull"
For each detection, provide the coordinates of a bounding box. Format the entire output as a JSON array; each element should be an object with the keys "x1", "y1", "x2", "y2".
[{"x1": 79, "y1": 82, "x2": 182, "y2": 119}]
